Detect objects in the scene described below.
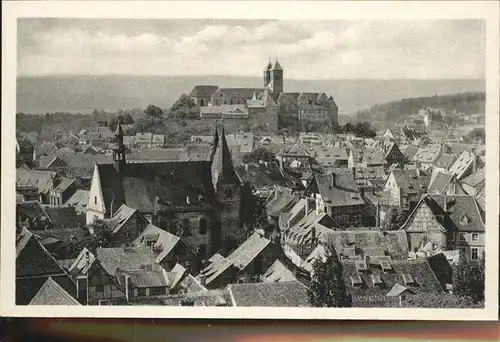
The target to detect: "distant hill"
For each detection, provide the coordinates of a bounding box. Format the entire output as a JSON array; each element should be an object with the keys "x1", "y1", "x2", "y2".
[
  {"x1": 16, "y1": 75, "x2": 484, "y2": 115},
  {"x1": 354, "y1": 92, "x2": 485, "y2": 129}
]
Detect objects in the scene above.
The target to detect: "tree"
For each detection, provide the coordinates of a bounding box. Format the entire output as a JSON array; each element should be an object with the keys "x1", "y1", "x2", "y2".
[
  {"x1": 144, "y1": 104, "x2": 164, "y2": 118},
  {"x1": 452, "y1": 249, "x2": 485, "y2": 303},
  {"x1": 241, "y1": 182, "x2": 268, "y2": 232},
  {"x1": 108, "y1": 116, "x2": 119, "y2": 132},
  {"x1": 123, "y1": 113, "x2": 134, "y2": 124},
  {"x1": 383, "y1": 207, "x2": 407, "y2": 230},
  {"x1": 169, "y1": 94, "x2": 196, "y2": 119},
  {"x1": 242, "y1": 147, "x2": 276, "y2": 164},
  {"x1": 308, "y1": 244, "x2": 352, "y2": 307}
]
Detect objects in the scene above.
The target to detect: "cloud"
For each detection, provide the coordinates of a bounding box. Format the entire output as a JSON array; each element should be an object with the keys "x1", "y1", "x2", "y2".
[{"x1": 17, "y1": 19, "x2": 485, "y2": 79}]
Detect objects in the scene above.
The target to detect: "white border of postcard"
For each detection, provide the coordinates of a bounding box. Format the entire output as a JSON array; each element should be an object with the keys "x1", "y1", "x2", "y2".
[{"x1": 2, "y1": 1, "x2": 499, "y2": 320}]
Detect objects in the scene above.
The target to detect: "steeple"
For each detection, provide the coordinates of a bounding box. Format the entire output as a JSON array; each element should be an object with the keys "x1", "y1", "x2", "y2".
[
  {"x1": 263, "y1": 57, "x2": 272, "y2": 88},
  {"x1": 210, "y1": 123, "x2": 239, "y2": 191},
  {"x1": 113, "y1": 122, "x2": 126, "y2": 172},
  {"x1": 268, "y1": 57, "x2": 283, "y2": 93}
]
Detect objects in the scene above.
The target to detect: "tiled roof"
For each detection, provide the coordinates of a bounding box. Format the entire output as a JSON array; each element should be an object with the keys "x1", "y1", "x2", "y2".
[
  {"x1": 427, "y1": 194, "x2": 485, "y2": 232},
  {"x1": 16, "y1": 169, "x2": 57, "y2": 194},
  {"x1": 227, "y1": 281, "x2": 310, "y2": 307},
  {"x1": 121, "y1": 269, "x2": 170, "y2": 288},
  {"x1": 461, "y1": 169, "x2": 485, "y2": 188},
  {"x1": 176, "y1": 273, "x2": 207, "y2": 294},
  {"x1": 342, "y1": 259, "x2": 443, "y2": 300},
  {"x1": 427, "y1": 171, "x2": 457, "y2": 195},
  {"x1": 68, "y1": 247, "x2": 96, "y2": 276},
  {"x1": 266, "y1": 187, "x2": 298, "y2": 218},
  {"x1": 16, "y1": 228, "x2": 68, "y2": 278},
  {"x1": 152, "y1": 290, "x2": 228, "y2": 306},
  {"x1": 108, "y1": 204, "x2": 137, "y2": 234},
  {"x1": 262, "y1": 259, "x2": 297, "y2": 283},
  {"x1": 203, "y1": 232, "x2": 272, "y2": 285},
  {"x1": 53, "y1": 177, "x2": 76, "y2": 193},
  {"x1": 448, "y1": 151, "x2": 479, "y2": 179},
  {"x1": 216, "y1": 88, "x2": 262, "y2": 99},
  {"x1": 413, "y1": 143, "x2": 442, "y2": 164},
  {"x1": 127, "y1": 149, "x2": 189, "y2": 162},
  {"x1": 62, "y1": 190, "x2": 89, "y2": 215},
  {"x1": 17, "y1": 201, "x2": 52, "y2": 224},
  {"x1": 400, "y1": 145, "x2": 419, "y2": 160},
  {"x1": 235, "y1": 162, "x2": 285, "y2": 190},
  {"x1": 96, "y1": 246, "x2": 158, "y2": 277},
  {"x1": 28, "y1": 277, "x2": 81, "y2": 305},
  {"x1": 200, "y1": 105, "x2": 249, "y2": 116},
  {"x1": 312, "y1": 173, "x2": 364, "y2": 207},
  {"x1": 426, "y1": 253, "x2": 453, "y2": 290},
  {"x1": 169, "y1": 263, "x2": 188, "y2": 290},
  {"x1": 189, "y1": 85, "x2": 219, "y2": 98},
  {"x1": 286, "y1": 211, "x2": 335, "y2": 245},
  {"x1": 132, "y1": 224, "x2": 183, "y2": 264},
  {"x1": 278, "y1": 92, "x2": 300, "y2": 107},
  {"x1": 390, "y1": 169, "x2": 430, "y2": 195},
  {"x1": 44, "y1": 206, "x2": 81, "y2": 229},
  {"x1": 432, "y1": 153, "x2": 457, "y2": 170}
]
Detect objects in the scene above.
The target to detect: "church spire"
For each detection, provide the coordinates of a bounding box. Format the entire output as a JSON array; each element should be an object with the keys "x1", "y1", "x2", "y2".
[{"x1": 211, "y1": 123, "x2": 239, "y2": 191}]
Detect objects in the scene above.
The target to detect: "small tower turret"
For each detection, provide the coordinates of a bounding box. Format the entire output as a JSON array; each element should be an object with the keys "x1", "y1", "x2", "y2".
[
  {"x1": 269, "y1": 58, "x2": 283, "y2": 93},
  {"x1": 113, "y1": 122, "x2": 126, "y2": 172},
  {"x1": 263, "y1": 58, "x2": 272, "y2": 88}
]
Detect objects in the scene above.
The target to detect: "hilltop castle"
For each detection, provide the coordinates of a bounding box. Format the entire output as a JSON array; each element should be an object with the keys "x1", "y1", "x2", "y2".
[{"x1": 189, "y1": 59, "x2": 339, "y2": 133}]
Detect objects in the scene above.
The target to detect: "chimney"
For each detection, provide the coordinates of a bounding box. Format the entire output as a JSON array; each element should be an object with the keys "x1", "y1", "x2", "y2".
[
  {"x1": 331, "y1": 173, "x2": 336, "y2": 187},
  {"x1": 245, "y1": 163, "x2": 249, "y2": 171},
  {"x1": 472, "y1": 151, "x2": 477, "y2": 173},
  {"x1": 311, "y1": 226, "x2": 316, "y2": 245},
  {"x1": 376, "y1": 201, "x2": 380, "y2": 227},
  {"x1": 443, "y1": 193, "x2": 447, "y2": 213},
  {"x1": 305, "y1": 198, "x2": 309, "y2": 215},
  {"x1": 365, "y1": 255, "x2": 370, "y2": 265}
]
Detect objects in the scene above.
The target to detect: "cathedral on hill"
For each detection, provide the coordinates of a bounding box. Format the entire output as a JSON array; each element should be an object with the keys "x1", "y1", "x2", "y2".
[
  {"x1": 189, "y1": 58, "x2": 339, "y2": 133},
  {"x1": 86, "y1": 122, "x2": 243, "y2": 259}
]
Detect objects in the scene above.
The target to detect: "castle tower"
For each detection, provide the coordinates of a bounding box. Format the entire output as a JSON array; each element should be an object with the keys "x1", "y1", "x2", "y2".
[
  {"x1": 269, "y1": 58, "x2": 283, "y2": 93},
  {"x1": 113, "y1": 122, "x2": 127, "y2": 172},
  {"x1": 210, "y1": 122, "x2": 242, "y2": 245},
  {"x1": 263, "y1": 58, "x2": 272, "y2": 88}
]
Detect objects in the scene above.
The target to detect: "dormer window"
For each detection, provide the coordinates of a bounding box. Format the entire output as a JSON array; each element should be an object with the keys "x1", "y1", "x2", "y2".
[
  {"x1": 351, "y1": 275, "x2": 362, "y2": 287},
  {"x1": 402, "y1": 273, "x2": 415, "y2": 286},
  {"x1": 371, "y1": 274, "x2": 382, "y2": 286},
  {"x1": 460, "y1": 215, "x2": 470, "y2": 225}
]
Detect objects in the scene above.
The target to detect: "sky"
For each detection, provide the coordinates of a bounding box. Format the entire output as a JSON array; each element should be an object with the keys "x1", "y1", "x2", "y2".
[{"x1": 17, "y1": 18, "x2": 485, "y2": 79}]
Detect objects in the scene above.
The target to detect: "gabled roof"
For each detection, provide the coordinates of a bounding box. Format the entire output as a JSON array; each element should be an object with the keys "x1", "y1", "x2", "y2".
[
  {"x1": 16, "y1": 228, "x2": 68, "y2": 278},
  {"x1": 132, "y1": 224, "x2": 187, "y2": 264},
  {"x1": 62, "y1": 190, "x2": 89, "y2": 214},
  {"x1": 309, "y1": 173, "x2": 364, "y2": 207},
  {"x1": 17, "y1": 200, "x2": 53, "y2": 224},
  {"x1": 413, "y1": 143, "x2": 442, "y2": 164},
  {"x1": 169, "y1": 263, "x2": 188, "y2": 290},
  {"x1": 266, "y1": 187, "x2": 298, "y2": 218},
  {"x1": 29, "y1": 277, "x2": 81, "y2": 305},
  {"x1": 400, "y1": 145, "x2": 419, "y2": 160},
  {"x1": 427, "y1": 171, "x2": 466, "y2": 195},
  {"x1": 53, "y1": 177, "x2": 76, "y2": 193},
  {"x1": 16, "y1": 169, "x2": 57, "y2": 194},
  {"x1": 235, "y1": 162, "x2": 285, "y2": 190},
  {"x1": 262, "y1": 259, "x2": 297, "y2": 283},
  {"x1": 96, "y1": 246, "x2": 158, "y2": 277},
  {"x1": 432, "y1": 153, "x2": 457, "y2": 170},
  {"x1": 44, "y1": 206, "x2": 80, "y2": 229},
  {"x1": 461, "y1": 169, "x2": 485, "y2": 188},
  {"x1": 108, "y1": 204, "x2": 138, "y2": 234},
  {"x1": 227, "y1": 281, "x2": 310, "y2": 307},
  {"x1": 388, "y1": 169, "x2": 430, "y2": 195},
  {"x1": 270, "y1": 60, "x2": 283, "y2": 71},
  {"x1": 215, "y1": 88, "x2": 262, "y2": 99},
  {"x1": 386, "y1": 283, "x2": 409, "y2": 297},
  {"x1": 189, "y1": 85, "x2": 219, "y2": 98},
  {"x1": 448, "y1": 151, "x2": 479, "y2": 179},
  {"x1": 120, "y1": 269, "x2": 170, "y2": 288},
  {"x1": 68, "y1": 247, "x2": 96, "y2": 277}
]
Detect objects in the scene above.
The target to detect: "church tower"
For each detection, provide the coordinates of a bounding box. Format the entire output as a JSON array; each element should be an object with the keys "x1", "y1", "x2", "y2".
[
  {"x1": 113, "y1": 122, "x2": 127, "y2": 172},
  {"x1": 269, "y1": 58, "x2": 283, "y2": 93},
  {"x1": 210, "y1": 122, "x2": 242, "y2": 245},
  {"x1": 263, "y1": 58, "x2": 272, "y2": 88}
]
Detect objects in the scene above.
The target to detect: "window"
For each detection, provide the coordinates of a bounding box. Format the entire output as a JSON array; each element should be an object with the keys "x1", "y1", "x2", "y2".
[
  {"x1": 150, "y1": 287, "x2": 166, "y2": 296},
  {"x1": 471, "y1": 248, "x2": 479, "y2": 260},
  {"x1": 472, "y1": 233, "x2": 479, "y2": 242},
  {"x1": 137, "y1": 288, "x2": 146, "y2": 297},
  {"x1": 200, "y1": 99, "x2": 204, "y2": 106},
  {"x1": 447, "y1": 232, "x2": 455, "y2": 242},
  {"x1": 57, "y1": 197, "x2": 60, "y2": 206},
  {"x1": 199, "y1": 218, "x2": 208, "y2": 235},
  {"x1": 95, "y1": 285, "x2": 104, "y2": 293},
  {"x1": 94, "y1": 196, "x2": 97, "y2": 205},
  {"x1": 459, "y1": 233, "x2": 466, "y2": 242}
]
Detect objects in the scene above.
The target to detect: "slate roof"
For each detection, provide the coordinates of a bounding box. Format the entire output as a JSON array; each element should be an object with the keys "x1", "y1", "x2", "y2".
[
  {"x1": 189, "y1": 85, "x2": 219, "y2": 97},
  {"x1": 227, "y1": 281, "x2": 310, "y2": 307},
  {"x1": 96, "y1": 246, "x2": 158, "y2": 277},
  {"x1": 16, "y1": 169, "x2": 57, "y2": 194},
  {"x1": 342, "y1": 258, "x2": 443, "y2": 299},
  {"x1": 132, "y1": 224, "x2": 184, "y2": 264},
  {"x1": 28, "y1": 277, "x2": 81, "y2": 305},
  {"x1": 62, "y1": 190, "x2": 89, "y2": 215},
  {"x1": 310, "y1": 173, "x2": 364, "y2": 207},
  {"x1": 262, "y1": 259, "x2": 297, "y2": 283}
]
